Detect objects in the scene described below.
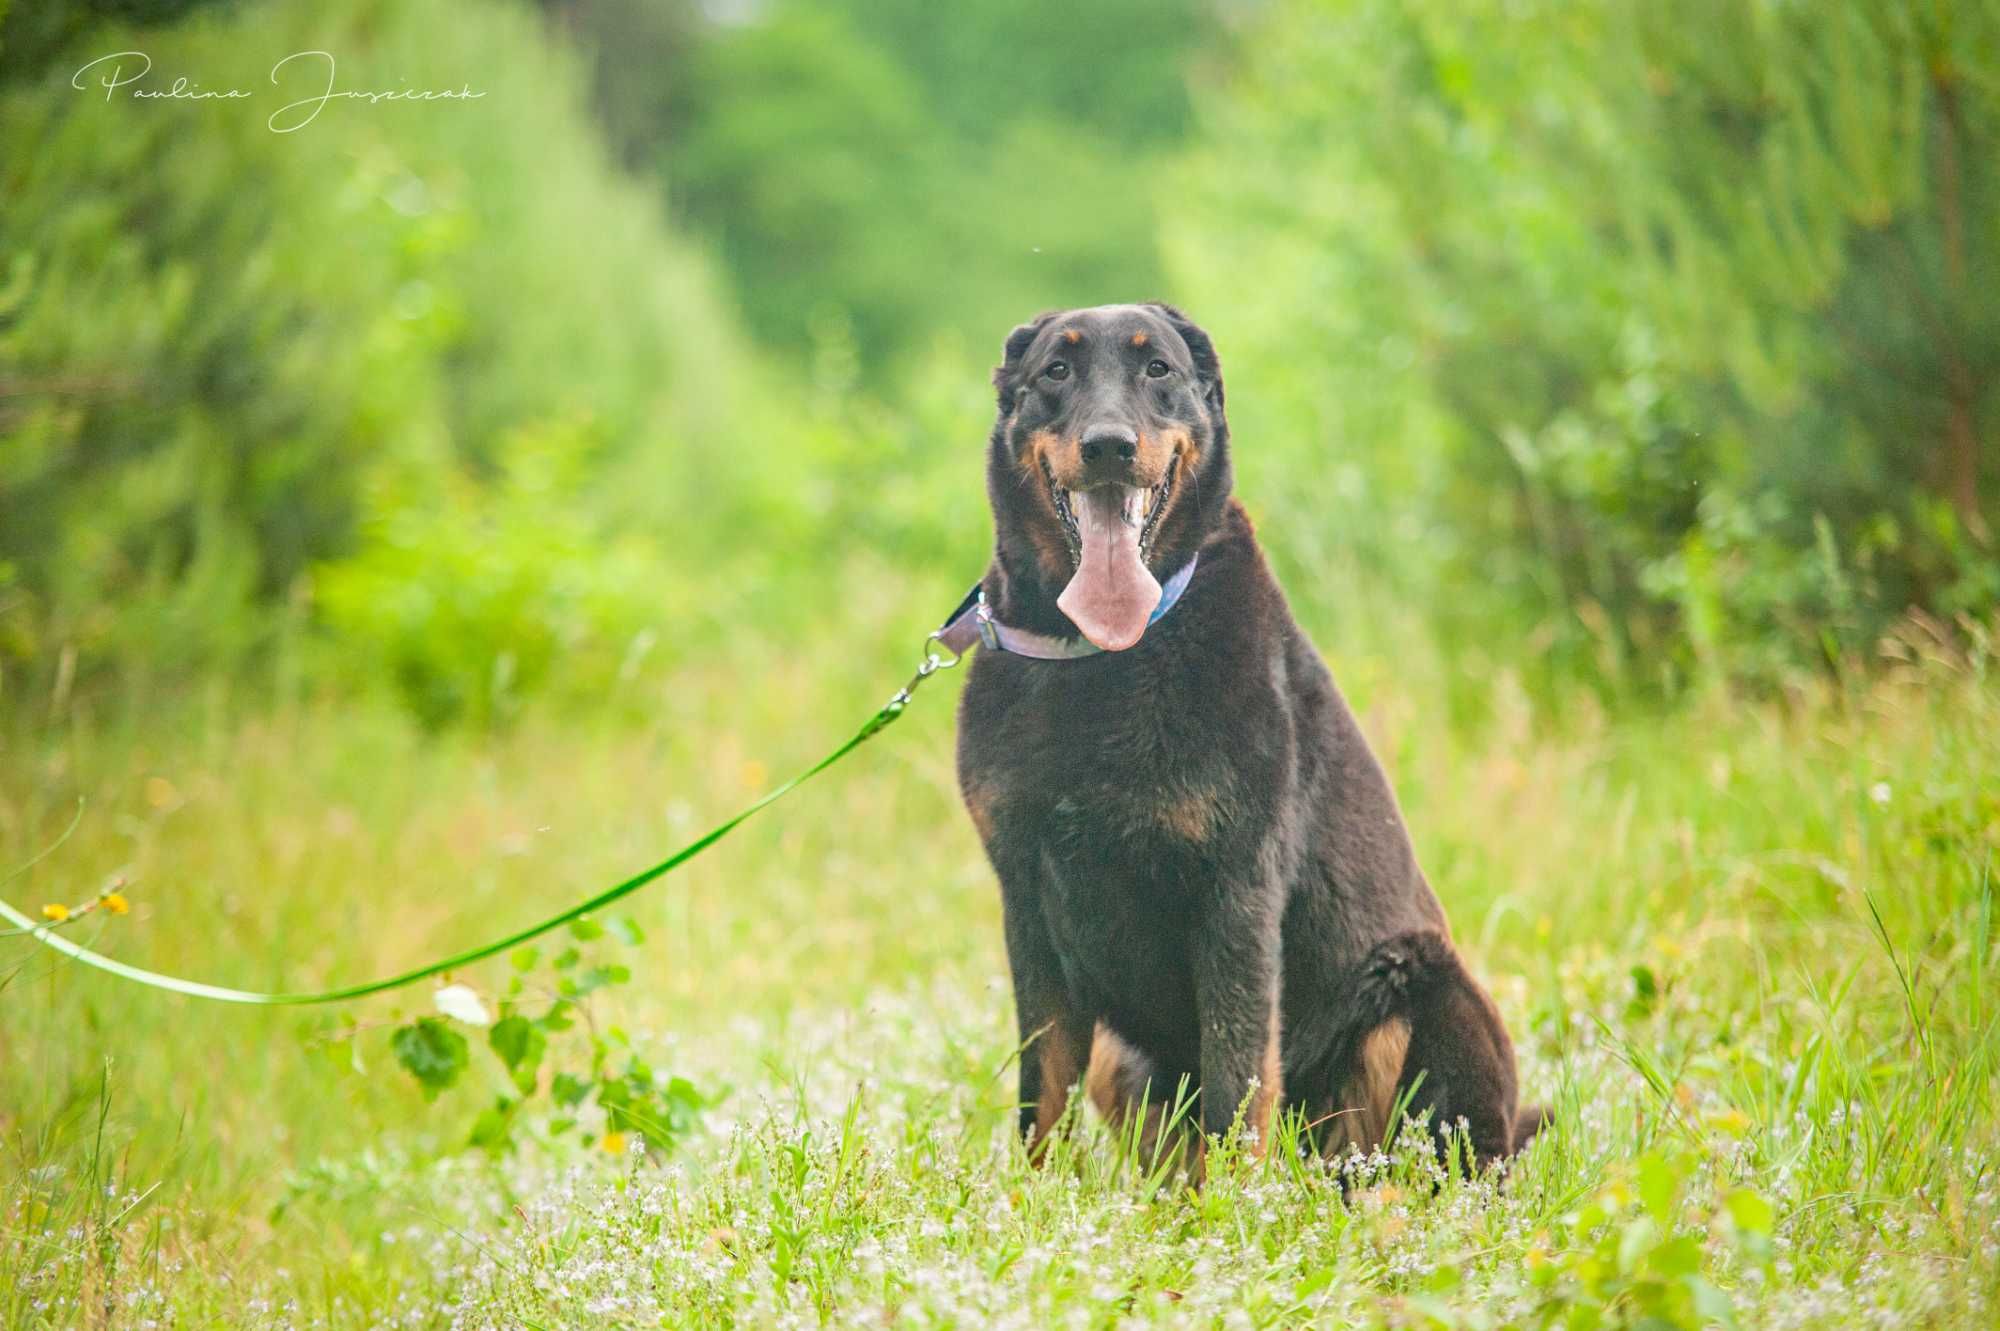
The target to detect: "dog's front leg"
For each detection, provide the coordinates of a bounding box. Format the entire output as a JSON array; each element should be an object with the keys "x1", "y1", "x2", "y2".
[
  {"x1": 995, "y1": 863, "x2": 1093, "y2": 1163},
  {"x1": 1191, "y1": 879, "x2": 1283, "y2": 1159}
]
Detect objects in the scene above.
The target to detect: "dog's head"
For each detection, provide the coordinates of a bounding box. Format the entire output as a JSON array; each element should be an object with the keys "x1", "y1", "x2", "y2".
[{"x1": 986, "y1": 303, "x2": 1232, "y2": 651}]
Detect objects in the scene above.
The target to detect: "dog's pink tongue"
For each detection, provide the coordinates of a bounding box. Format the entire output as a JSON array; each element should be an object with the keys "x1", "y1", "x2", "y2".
[{"x1": 1058, "y1": 486, "x2": 1161, "y2": 651}]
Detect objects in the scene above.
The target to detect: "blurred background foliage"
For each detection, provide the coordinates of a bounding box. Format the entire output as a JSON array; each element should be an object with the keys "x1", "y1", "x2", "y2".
[{"x1": 1, "y1": 0, "x2": 1995, "y2": 726}]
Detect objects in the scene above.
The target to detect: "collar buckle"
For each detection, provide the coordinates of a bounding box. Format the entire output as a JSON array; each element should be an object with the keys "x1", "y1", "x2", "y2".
[{"x1": 974, "y1": 593, "x2": 1001, "y2": 652}]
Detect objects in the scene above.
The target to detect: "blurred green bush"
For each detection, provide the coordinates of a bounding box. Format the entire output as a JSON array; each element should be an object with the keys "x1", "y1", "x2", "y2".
[
  {"x1": 1, "y1": 0, "x2": 1992, "y2": 724},
  {"x1": 315, "y1": 418, "x2": 672, "y2": 728},
  {"x1": 1171, "y1": 0, "x2": 1997, "y2": 694},
  {"x1": 0, "y1": 0, "x2": 767, "y2": 716}
]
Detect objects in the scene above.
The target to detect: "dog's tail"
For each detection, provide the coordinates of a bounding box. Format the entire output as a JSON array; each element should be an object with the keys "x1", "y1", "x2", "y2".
[
  {"x1": 1352, "y1": 928, "x2": 1466, "y2": 1016},
  {"x1": 1287, "y1": 928, "x2": 1462, "y2": 1101}
]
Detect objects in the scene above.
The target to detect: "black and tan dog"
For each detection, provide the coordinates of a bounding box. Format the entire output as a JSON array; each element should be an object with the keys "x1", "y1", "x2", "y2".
[{"x1": 954, "y1": 303, "x2": 1541, "y2": 1174}]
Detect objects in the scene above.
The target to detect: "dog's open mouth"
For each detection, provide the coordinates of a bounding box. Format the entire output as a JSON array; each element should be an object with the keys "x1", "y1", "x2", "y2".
[
  {"x1": 1043, "y1": 455, "x2": 1178, "y2": 652},
  {"x1": 1043, "y1": 455, "x2": 1176, "y2": 564}
]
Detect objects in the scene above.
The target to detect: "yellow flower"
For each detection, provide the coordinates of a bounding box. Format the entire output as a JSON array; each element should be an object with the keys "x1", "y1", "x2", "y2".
[
  {"x1": 1708, "y1": 1107, "x2": 1752, "y2": 1137},
  {"x1": 40, "y1": 903, "x2": 70, "y2": 922},
  {"x1": 102, "y1": 892, "x2": 130, "y2": 916},
  {"x1": 599, "y1": 1131, "x2": 627, "y2": 1156}
]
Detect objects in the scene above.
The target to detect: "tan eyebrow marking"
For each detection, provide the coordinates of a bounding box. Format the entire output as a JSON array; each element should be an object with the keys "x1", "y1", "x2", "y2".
[
  {"x1": 1131, "y1": 332, "x2": 1148, "y2": 347},
  {"x1": 1062, "y1": 328, "x2": 1082, "y2": 345}
]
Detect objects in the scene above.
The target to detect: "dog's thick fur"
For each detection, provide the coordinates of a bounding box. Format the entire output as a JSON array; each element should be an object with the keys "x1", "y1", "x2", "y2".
[{"x1": 955, "y1": 303, "x2": 1539, "y2": 1172}]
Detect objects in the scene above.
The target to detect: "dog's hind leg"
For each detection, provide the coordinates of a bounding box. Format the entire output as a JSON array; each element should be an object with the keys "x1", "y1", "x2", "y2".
[
  {"x1": 1361, "y1": 930, "x2": 1524, "y2": 1169},
  {"x1": 1311, "y1": 1015, "x2": 1412, "y2": 1155}
]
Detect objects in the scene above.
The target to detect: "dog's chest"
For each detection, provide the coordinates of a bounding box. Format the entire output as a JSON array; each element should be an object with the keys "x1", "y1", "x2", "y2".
[
  {"x1": 960, "y1": 654, "x2": 1273, "y2": 1035},
  {"x1": 962, "y1": 656, "x2": 1240, "y2": 857},
  {"x1": 1017, "y1": 782, "x2": 1218, "y2": 1052}
]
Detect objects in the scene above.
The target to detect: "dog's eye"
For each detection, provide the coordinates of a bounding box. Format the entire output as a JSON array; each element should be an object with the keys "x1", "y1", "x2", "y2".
[
  {"x1": 1043, "y1": 361, "x2": 1070, "y2": 382},
  {"x1": 1145, "y1": 359, "x2": 1171, "y2": 379}
]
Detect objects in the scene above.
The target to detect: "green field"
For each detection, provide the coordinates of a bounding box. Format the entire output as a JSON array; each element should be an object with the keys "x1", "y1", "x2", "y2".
[
  {"x1": 5, "y1": 0, "x2": 1998, "y2": 1324},
  {"x1": 5, "y1": 613, "x2": 1995, "y2": 1326}
]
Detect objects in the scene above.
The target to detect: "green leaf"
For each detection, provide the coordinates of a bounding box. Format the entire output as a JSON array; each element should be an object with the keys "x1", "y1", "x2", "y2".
[
  {"x1": 1617, "y1": 1217, "x2": 1657, "y2": 1275},
  {"x1": 596, "y1": 1075, "x2": 632, "y2": 1113},
  {"x1": 553, "y1": 947, "x2": 581, "y2": 971},
  {"x1": 510, "y1": 946, "x2": 539, "y2": 973},
  {"x1": 489, "y1": 1016, "x2": 547, "y2": 1095},
  {"x1": 551, "y1": 1072, "x2": 592, "y2": 1108},
  {"x1": 1628, "y1": 964, "x2": 1660, "y2": 1016},
  {"x1": 567, "y1": 917, "x2": 605, "y2": 942},
  {"x1": 1637, "y1": 1152, "x2": 1679, "y2": 1223},
  {"x1": 469, "y1": 1097, "x2": 517, "y2": 1152},
  {"x1": 560, "y1": 964, "x2": 629, "y2": 999},
  {"x1": 1651, "y1": 1234, "x2": 1702, "y2": 1277},
  {"x1": 1726, "y1": 1188, "x2": 1775, "y2": 1236},
  {"x1": 391, "y1": 1019, "x2": 468, "y2": 1100},
  {"x1": 610, "y1": 916, "x2": 646, "y2": 946},
  {"x1": 1690, "y1": 1275, "x2": 1736, "y2": 1327}
]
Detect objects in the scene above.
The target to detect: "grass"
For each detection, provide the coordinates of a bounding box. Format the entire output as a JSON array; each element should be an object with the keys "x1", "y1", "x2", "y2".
[{"x1": 2, "y1": 602, "x2": 1997, "y2": 1327}]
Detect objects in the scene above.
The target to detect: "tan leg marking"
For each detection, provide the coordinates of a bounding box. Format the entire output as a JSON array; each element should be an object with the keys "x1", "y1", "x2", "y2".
[
  {"x1": 1031, "y1": 1022, "x2": 1085, "y2": 1155},
  {"x1": 1245, "y1": 1023, "x2": 1283, "y2": 1154},
  {"x1": 1326, "y1": 1017, "x2": 1411, "y2": 1152}
]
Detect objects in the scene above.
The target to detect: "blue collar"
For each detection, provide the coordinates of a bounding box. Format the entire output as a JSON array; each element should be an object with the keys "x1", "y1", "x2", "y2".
[{"x1": 934, "y1": 555, "x2": 1199, "y2": 660}]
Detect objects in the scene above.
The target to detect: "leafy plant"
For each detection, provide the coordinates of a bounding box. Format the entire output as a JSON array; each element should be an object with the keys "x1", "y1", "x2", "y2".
[
  {"x1": 1521, "y1": 1149, "x2": 1774, "y2": 1330},
  {"x1": 350, "y1": 913, "x2": 714, "y2": 1157}
]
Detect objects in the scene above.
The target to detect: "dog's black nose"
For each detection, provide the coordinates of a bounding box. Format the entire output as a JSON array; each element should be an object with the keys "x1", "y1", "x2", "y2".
[{"x1": 1079, "y1": 425, "x2": 1138, "y2": 466}]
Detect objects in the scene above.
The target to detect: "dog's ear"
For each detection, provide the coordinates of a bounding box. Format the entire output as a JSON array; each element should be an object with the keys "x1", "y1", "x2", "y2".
[
  {"x1": 1148, "y1": 303, "x2": 1225, "y2": 418},
  {"x1": 993, "y1": 311, "x2": 1058, "y2": 413}
]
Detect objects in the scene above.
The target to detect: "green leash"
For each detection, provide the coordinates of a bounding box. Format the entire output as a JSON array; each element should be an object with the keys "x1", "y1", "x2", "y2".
[{"x1": 0, "y1": 637, "x2": 964, "y2": 1006}]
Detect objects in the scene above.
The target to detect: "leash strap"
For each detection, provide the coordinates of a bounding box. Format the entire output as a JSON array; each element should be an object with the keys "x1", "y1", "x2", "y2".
[
  {"x1": 0, "y1": 649, "x2": 957, "y2": 1006},
  {"x1": 1, "y1": 555, "x2": 1208, "y2": 1007}
]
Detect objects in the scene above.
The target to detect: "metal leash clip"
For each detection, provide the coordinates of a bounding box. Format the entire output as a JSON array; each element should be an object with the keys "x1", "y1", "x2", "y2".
[{"x1": 888, "y1": 630, "x2": 964, "y2": 711}]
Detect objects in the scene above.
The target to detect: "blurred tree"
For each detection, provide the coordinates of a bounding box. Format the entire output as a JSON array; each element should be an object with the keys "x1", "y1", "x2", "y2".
[
  {"x1": 1173, "y1": 0, "x2": 1998, "y2": 690},
  {"x1": 535, "y1": 0, "x2": 702, "y2": 170},
  {"x1": 0, "y1": 0, "x2": 766, "y2": 710},
  {"x1": 646, "y1": 0, "x2": 1211, "y2": 376},
  {"x1": 0, "y1": 0, "x2": 226, "y2": 84}
]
